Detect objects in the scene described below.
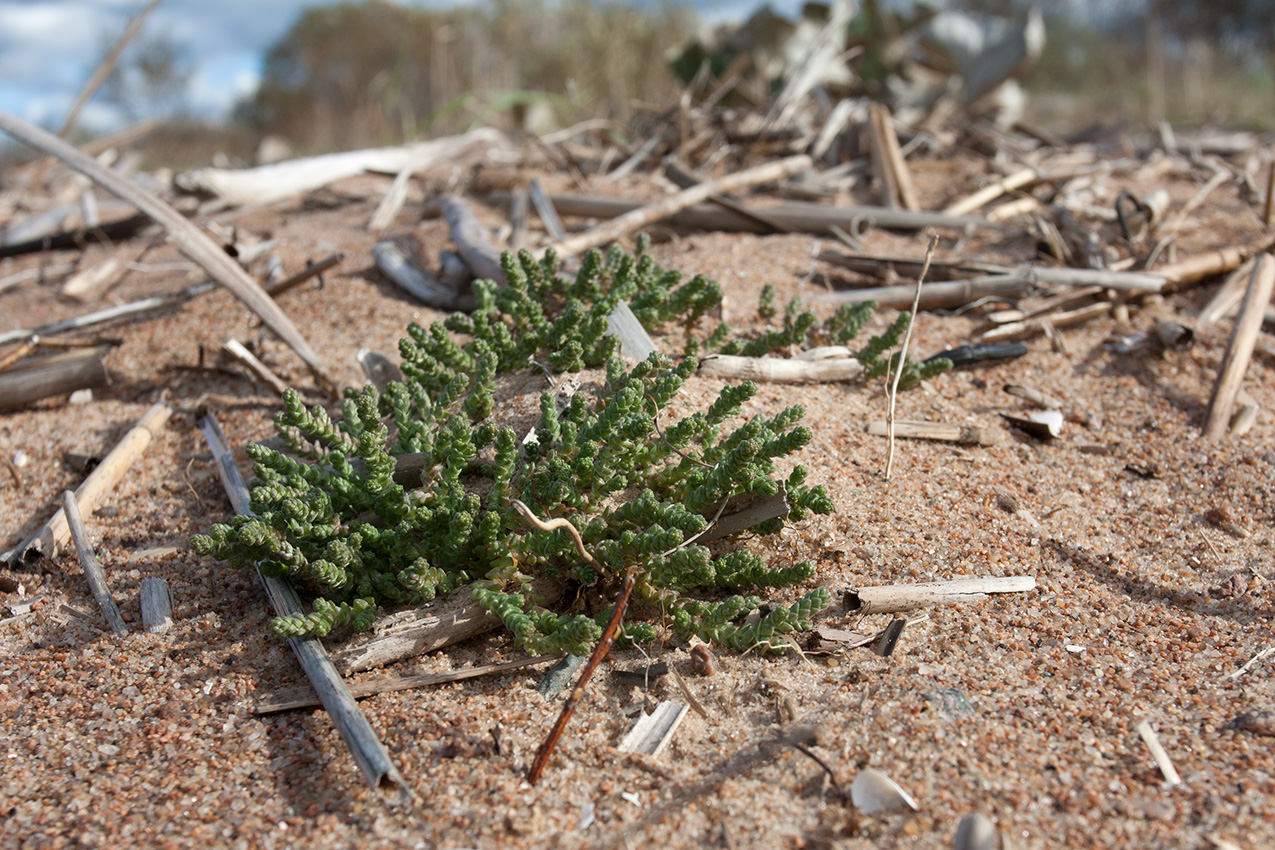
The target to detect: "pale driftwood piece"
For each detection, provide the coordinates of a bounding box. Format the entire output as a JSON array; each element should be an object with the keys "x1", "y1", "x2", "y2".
[
  {"x1": 606, "y1": 301, "x2": 659, "y2": 362},
  {"x1": 0, "y1": 352, "x2": 108, "y2": 412},
  {"x1": 221, "y1": 340, "x2": 289, "y2": 397},
  {"x1": 495, "y1": 192, "x2": 998, "y2": 235},
  {"x1": 845, "y1": 576, "x2": 1037, "y2": 615},
  {"x1": 254, "y1": 655, "x2": 561, "y2": 715},
  {"x1": 176, "y1": 129, "x2": 502, "y2": 205},
  {"x1": 371, "y1": 238, "x2": 466, "y2": 310},
  {"x1": 198, "y1": 412, "x2": 411, "y2": 806},
  {"x1": 699, "y1": 484, "x2": 789, "y2": 544},
  {"x1": 333, "y1": 577, "x2": 565, "y2": 674},
  {"x1": 1004, "y1": 384, "x2": 1062, "y2": 410},
  {"x1": 61, "y1": 491, "x2": 128, "y2": 637},
  {"x1": 978, "y1": 302, "x2": 1112, "y2": 343},
  {"x1": 357, "y1": 349, "x2": 403, "y2": 392},
  {"x1": 0, "y1": 110, "x2": 326, "y2": 382},
  {"x1": 438, "y1": 194, "x2": 507, "y2": 285},
  {"x1": 868, "y1": 103, "x2": 919, "y2": 211},
  {"x1": 1135, "y1": 719, "x2": 1182, "y2": 787},
  {"x1": 546, "y1": 155, "x2": 812, "y2": 259},
  {"x1": 618, "y1": 700, "x2": 689, "y2": 757},
  {"x1": 865, "y1": 419, "x2": 999, "y2": 446},
  {"x1": 1204, "y1": 254, "x2": 1275, "y2": 439},
  {"x1": 698, "y1": 354, "x2": 864, "y2": 383},
  {"x1": 1197, "y1": 258, "x2": 1256, "y2": 329},
  {"x1": 366, "y1": 164, "x2": 415, "y2": 232},
  {"x1": 13, "y1": 399, "x2": 172, "y2": 565},
  {"x1": 139, "y1": 577, "x2": 173, "y2": 634},
  {"x1": 809, "y1": 274, "x2": 1028, "y2": 310},
  {"x1": 529, "y1": 177, "x2": 567, "y2": 241},
  {"x1": 944, "y1": 167, "x2": 1037, "y2": 217}
]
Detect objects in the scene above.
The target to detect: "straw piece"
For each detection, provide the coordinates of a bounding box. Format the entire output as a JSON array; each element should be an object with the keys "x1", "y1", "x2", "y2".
[{"x1": 1135, "y1": 719, "x2": 1182, "y2": 787}]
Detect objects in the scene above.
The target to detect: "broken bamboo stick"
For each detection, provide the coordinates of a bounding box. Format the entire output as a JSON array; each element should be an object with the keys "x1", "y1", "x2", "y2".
[
  {"x1": 868, "y1": 103, "x2": 919, "y2": 211},
  {"x1": 844, "y1": 576, "x2": 1037, "y2": 615},
  {"x1": 12, "y1": 398, "x2": 172, "y2": 565},
  {"x1": 697, "y1": 354, "x2": 864, "y2": 383},
  {"x1": 1204, "y1": 253, "x2": 1275, "y2": 439},
  {"x1": 198, "y1": 412, "x2": 411, "y2": 806},
  {"x1": 865, "y1": 419, "x2": 1000, "y2": 446},
  {"x1": 809, "y1": 274, "x2": 1028, "y2": 310}
]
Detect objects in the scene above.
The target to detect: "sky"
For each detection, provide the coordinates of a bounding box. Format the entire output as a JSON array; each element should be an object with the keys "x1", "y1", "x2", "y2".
[{"x1": 0, "y1": 0, "x2": 805, "y2": 133}]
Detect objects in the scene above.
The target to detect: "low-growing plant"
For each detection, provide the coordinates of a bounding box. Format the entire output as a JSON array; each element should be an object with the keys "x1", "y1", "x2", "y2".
[{"x1": 193, "y1": 240, "x2": 947, "y2": 653}]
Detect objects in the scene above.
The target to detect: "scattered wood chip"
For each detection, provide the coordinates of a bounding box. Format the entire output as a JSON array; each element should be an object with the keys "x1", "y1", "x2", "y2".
[{"x1": 618, "y1": 700, "x2": 689, "y2": 757}]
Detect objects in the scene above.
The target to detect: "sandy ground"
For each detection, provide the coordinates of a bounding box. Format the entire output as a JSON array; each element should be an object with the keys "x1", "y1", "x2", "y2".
[{"x1": 1, "y1": 145, "x2": 1273, "y2": 850}]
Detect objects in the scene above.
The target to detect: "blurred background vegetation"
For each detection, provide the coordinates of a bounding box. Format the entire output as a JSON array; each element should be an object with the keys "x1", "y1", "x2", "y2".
[{"x1": 76, "y1": 0, "x2": 1275, "y2": 165}]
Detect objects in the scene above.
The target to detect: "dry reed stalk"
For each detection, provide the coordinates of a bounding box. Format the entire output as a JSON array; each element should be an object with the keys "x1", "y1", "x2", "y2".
[
  {"x1": 868, "y1": 103, "x2": 919, "y2": 211},
  {"x1": 12, "y1": 398, "x2": 172, "y2": 565},
  {"x1": 198, "y1": 412, "x2": 411, "y2": 806},
  {"x1": 943, "y1": 167, "x2": 1037, "y2": 216},
  {"x1": 0, "y1": 110, "x2": 328, "y2": 385},
  {"x1": 221, "y1": 340, "x2": 289, "y2": 397},
  {"x1": 845, "y1": 576, "x2": 1037, "y2": 615},
  {"x1": 865, "y1": 419, "x2": 999, "y2": 446},
  {"x1": 1203, "y1": 253, "x2": 1275, "y2": 439},
  {"x1": 61, "y1": 490, "x2": 128, "y2": 637},
  {"x1": 0, "y1": 350, "x2": 108, "y2": 412},
  {"x1": 697, "y1": 354, "x2": 864, "y2": 383},
  {"x1": 545, "y1": 154, "x2": 812, "y2": 258},
  {"x1": 885, "y1": 234, "x2": 938, "y2": 480}
]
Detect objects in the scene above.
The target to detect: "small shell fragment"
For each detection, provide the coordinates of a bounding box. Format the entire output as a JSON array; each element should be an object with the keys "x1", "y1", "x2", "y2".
[
  {"x1": 954, "y1": 812, "x2": 998, "y2": 850},
  {"x1": 850, "y1": 767, "x2": 919, "y2": 814}
]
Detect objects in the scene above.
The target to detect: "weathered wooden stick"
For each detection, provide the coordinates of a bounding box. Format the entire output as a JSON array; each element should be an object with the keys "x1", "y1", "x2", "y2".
[
  {"x1": 332, "y1": 577, "x2": 565, "y2": 674},
  {"x1": 493, "y1": 191, "x2": 998, "y2": 235},
  {"x1": 198, "y1": 412, "x2": 411, "y2": 806},
  {"x1": 1204, "y1": 253, "x2": 1275, "y2": 439},
  {"x1": 0, "y1": 110, "x2": 327, "y2": 382},
  {"x1": 810, "y1": 274, "x2": 1028, "y2": 310},
  {"x1": 1027, "y1": 266, "x2": 1164, "y2": 292},
  {"x1": 1004, "y1": 384, "x2": 1062, "y2": 410},
  {"x1": 61, "y1": 490, "x2": 128, "y2": 637},
  {"x1": 13, "y1": 398, "x2": 172, "y2": 565},
  {"x1": 943, "y1": 167, "x2": 1037, "y2": 217},
  {"x1": 139, "y1": 577, "x2": 173, "y2": 634},
  {"x1": 868, "y1": 103, "x2": 919, "y2": 211},
  {"x1": 546, "y1": 154, "x2": 812, "y2": 258},
  {"x1": 221, "y1": 340, "x2": 289, "y2": 397},
  {"x1": 698, "y1": 354, "x2": 864, "y2": 383},
  {"x1": 0, "y1": 351, "x2": 108, "y2": 412},
  {"x1": 266, "y1": 252, "x2": 344, "y2": 299},
  {"x1": 865, "y1": 419, "x2": 1000, "y2": 446},
  {"x1": 254, "y1": 655, "x2": 561, "y2": 715},
  {"x1": 438, "y1": 194, "x2": 507, "y2": 285},
  {"x1": 845, "y1": 576, "x2": 1036, "y2": 615}
]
